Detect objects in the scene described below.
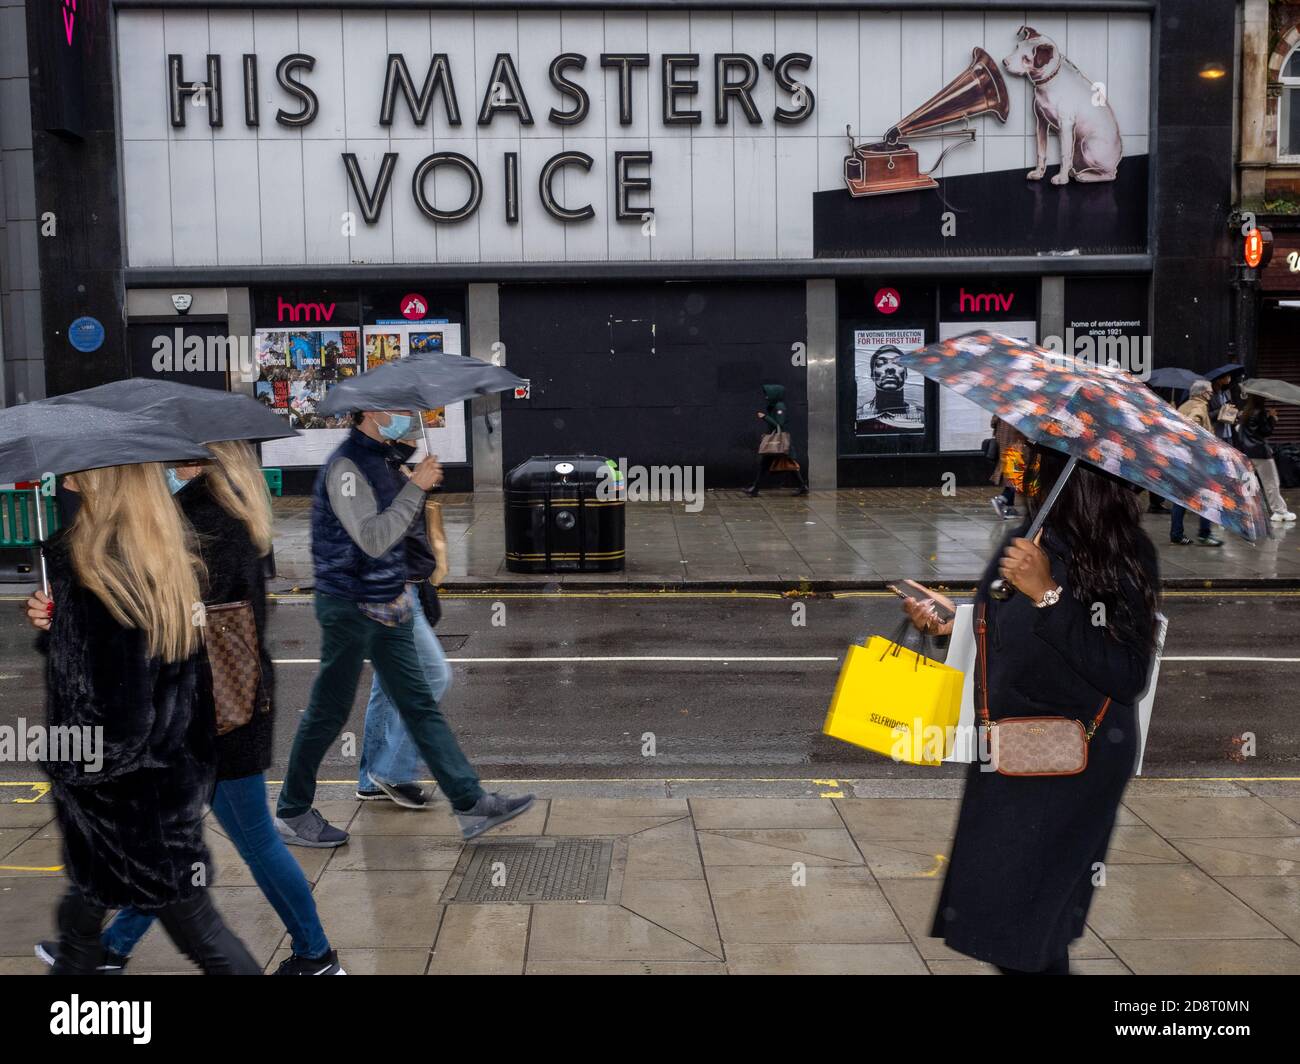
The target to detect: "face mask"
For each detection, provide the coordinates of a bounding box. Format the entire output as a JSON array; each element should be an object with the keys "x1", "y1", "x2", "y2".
[
  {"x1": 378, "y1": 413, "x2": 417, "y2": 441},
  {"x1": 165, "y1": 467, "x2": 190, "y2": 495}
]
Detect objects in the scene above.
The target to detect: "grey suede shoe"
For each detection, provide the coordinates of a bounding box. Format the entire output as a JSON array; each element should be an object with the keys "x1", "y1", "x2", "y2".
[
  {"x1": 455, "y1": 792, "x2": 536, "y2": 840},
  {"x1": 275, "y1": 808, "x2": 349, "y2": 848}
]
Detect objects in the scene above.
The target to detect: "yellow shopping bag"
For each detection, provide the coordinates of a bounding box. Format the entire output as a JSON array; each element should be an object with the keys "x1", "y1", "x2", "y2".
[{"x1": 823, "y1": 635, "x2": 964, "y2": 766}]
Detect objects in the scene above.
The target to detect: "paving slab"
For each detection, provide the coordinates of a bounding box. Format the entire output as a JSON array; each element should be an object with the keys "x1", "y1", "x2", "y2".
[
  {"x1": 725, "y1": 942, "x2": 928, "y2": 975},
  {"x1": 428, "y1": 905, "x2": 529, "y2": 975},
  {"x1": 1106, "y1": 938, "x2": 1300, "y2": 975},
  {"x1": 707, "y1": 865, "x2": 907, "y2": 945},
  {"x1": 1087, "y1": 864, "x2": 1286, "y2": 941}
]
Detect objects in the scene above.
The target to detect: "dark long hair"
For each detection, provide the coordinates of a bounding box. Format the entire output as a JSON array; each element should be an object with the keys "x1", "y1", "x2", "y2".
[{"x1": 1024, "y1": 445, "x2": 1160, "y2": 649}]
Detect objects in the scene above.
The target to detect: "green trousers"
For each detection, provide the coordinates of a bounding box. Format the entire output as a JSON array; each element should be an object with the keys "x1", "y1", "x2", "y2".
[{"x1": 277, "y1": 591, "x2": 484, "y2": 818}]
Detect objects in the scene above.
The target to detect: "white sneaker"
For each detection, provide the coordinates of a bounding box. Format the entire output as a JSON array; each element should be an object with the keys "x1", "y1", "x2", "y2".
[{"x1": 1271, "y1": 511, "x2": 1296, "y2": 522}]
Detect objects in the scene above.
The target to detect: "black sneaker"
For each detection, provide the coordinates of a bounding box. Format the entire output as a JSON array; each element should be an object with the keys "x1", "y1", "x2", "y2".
[
  {"x1": 274, "y1": 949, "x2": 346, "y2": 976},
  {"x1": 35, "y1": 940, "x2": 129, "y2": 974},
  {"x1": 1197, "y1": 534, "x2": 1224, "y2": 547},
  {"x1": 356, "y1": 787, "x2": 388, "y2": 801},
  {"x1": 1170, "y1": 536, "x2": 1194, "y2": 545},
  {"x1": 371, "y1": 779, "x2": 437, "y2": 809}
]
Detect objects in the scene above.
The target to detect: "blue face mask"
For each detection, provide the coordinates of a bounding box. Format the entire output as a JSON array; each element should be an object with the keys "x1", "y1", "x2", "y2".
[
  {"x1": 378, "y1": 413, "x2": 417, "y2": 441},
  {"x1": 165, "y1": 468, "x2": 190, "y2": 495}
]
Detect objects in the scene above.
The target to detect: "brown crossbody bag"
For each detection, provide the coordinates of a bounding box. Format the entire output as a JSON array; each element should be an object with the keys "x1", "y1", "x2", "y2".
[
  {"x1": 975, "y1": 602, "x2": 1110, "y2": 777},
  {"x1": 205, "y1": 601, "x2": 269, "y2": 736}
]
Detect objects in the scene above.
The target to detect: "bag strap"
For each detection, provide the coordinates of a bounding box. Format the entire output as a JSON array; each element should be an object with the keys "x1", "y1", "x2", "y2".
[{"x1": 975, "y1": 600, "x2": 1111, "y2": 739}]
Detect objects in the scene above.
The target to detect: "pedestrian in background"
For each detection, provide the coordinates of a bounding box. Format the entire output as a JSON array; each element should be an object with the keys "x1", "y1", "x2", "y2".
[
  {"x1": 744, "y1": 384, "x2": 809, "y2": 497},
  {"x1": 1237, "y1": 393, "x2": 1296, "y2": 524},
  {"x1": 36, "y1": 462, "x2": 259, "y2": 974},
  {"x1": 903, "y1": 444, "x2": 1160, "y2": 975},
  {"x1": 275, "y1": 410, "x2": 533, "y2": 847},
  {"x1": 989, "y1": 416, "x2": 1028, "y2": 520},
  {"x1": 1170, "y1": 381, "x2": 1223, "y2": 546}
]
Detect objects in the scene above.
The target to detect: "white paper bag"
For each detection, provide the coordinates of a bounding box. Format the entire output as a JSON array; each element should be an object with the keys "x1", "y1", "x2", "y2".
[
  {"x1": 1134, "y1": 613, "x2": 1168, "y2": 776},
  {"x1": 942, "y1": 604, "x2": 980, "y2": 764}
]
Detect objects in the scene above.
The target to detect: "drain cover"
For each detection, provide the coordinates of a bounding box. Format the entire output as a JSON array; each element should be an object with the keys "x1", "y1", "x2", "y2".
[{"x1": 454, "y1": 838, "x2": 613, "y2": 903}]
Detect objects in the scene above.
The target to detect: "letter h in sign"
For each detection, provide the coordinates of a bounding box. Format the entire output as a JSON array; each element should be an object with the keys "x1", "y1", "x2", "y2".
[{"x1": 169, "y1": 54, "x2": 223, "y2": 128}]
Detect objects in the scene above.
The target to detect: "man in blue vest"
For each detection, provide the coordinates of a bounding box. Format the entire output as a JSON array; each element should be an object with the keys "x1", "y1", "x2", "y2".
[{"x1": 275, "y1": 409, "x2": 533, "y2": 845}]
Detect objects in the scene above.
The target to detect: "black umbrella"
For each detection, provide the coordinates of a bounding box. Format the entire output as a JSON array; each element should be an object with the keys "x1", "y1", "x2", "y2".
[
  {"x1": 317, "y1": 353, "x2": 525, "y2": 416},
  {"x1": 1203, "y1": 362, "x2": 1245, "y2": 383},
  {"x1": 37, "y1": 378, "x2": 298, "y2": 444},
  {"x1": 1146, "y1": 367, "x2": 1202, "y2": 392},
  {"x1": 0, "y1": 403, "x2": 214, "y2": 593}
]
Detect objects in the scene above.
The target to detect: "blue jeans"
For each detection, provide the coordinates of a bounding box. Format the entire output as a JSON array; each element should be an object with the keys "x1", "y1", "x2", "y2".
[
  {"x1": 358, "y1": 588, "x2": 453, "y2": 791},
  {"x1": 1170, "y1": 505, "x2": 1211, "y2": 541},
  {"x1": 102, "y1": 772, "x2": 330, "y2": 960}
]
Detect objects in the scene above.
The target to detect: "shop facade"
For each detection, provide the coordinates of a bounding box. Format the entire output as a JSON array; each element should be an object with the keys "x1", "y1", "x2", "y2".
[{"x1": 28, "y1": 0, "x2": 1236, "y2": 490}]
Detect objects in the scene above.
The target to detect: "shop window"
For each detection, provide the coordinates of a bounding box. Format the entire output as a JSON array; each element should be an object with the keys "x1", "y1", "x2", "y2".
[{"x1": 1280, "y1": 46, "x2": 1300, "y2": 162}]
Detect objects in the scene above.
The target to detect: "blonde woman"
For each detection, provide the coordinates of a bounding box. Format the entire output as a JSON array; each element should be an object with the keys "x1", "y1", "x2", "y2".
[
  {"x1": 30, "y1": 442, "x2": 341, "y2": 975},
  {"x1": 35, "y1": 461, "x2": 260, "y2": 975}
]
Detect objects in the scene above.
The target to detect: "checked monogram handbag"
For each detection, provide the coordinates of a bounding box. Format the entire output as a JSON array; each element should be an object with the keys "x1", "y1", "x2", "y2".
[
  {"x1": 975, "y1": 602, "x2": 1110, "y2": 777},
  {"x1": 205, "y1": 601, "x2": 268, "y2": 736}
]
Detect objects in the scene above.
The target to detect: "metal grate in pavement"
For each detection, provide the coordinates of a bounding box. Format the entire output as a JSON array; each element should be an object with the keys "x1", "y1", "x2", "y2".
[{"x1": 454, "y1": 837, "x2": 613, "y2": 903}]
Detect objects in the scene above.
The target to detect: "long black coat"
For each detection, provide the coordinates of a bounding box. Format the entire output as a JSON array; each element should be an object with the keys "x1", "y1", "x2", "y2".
[
  {"x1": 41, "y1": 533, "x2": 216, "y2": 911},
  {"x1": 931, "y1": 526, "x2": 1159, "y2": 971},
  {"x1": 180, "y1": 475, "x2": 276, "y2": 782}
]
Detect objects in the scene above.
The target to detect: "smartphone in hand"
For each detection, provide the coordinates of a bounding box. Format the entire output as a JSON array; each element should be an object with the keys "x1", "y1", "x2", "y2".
[{"x1": 887, "y1": 579, "x2": 956, "y2": 619}]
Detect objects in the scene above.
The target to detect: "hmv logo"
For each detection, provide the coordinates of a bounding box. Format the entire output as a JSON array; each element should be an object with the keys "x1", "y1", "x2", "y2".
[
  {"x1": 277, "y1": 297, "x2": 336, "y2": 323},
  {"x1": 958, "y1": 288, "x2": 1015, "y2": 314}
]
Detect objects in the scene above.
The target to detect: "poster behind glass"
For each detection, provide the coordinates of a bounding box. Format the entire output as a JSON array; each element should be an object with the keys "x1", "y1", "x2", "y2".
[
  {"x1": 854, "y1": 329, "x2": 927, "y2": 436},
  {"x1": 936, "y1": 321, "x2": 1037, "y2": 452},
  {"x1": 256, "y1": 322, "x2": 467, "y2": 466}
]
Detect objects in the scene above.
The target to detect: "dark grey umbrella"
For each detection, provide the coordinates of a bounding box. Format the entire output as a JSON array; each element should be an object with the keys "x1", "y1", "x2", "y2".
[
  {"x1": 317, "y1": 353, "x2": 525, "y2": 416},
  {"x1": 37, "y1": 378, "x2": 297, "y2": 444},
  {"x1": 1241, "y1": 378, "x2": 1300, "y2": 406},
  {"x1": 0, "y1": 403, "x2": 214, "y2": 592},
  {"x1": 1146, "y1": 367, "x2": 1202, "y2": 392}
]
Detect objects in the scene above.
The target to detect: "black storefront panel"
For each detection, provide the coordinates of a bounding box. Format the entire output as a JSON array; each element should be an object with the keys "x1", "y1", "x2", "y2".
[{"x1": 499, "y1": 282, "x2": 806, "y2": 489}]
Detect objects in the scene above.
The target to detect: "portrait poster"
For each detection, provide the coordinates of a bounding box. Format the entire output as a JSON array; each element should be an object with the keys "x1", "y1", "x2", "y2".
[{"x1": 854, "y1": 329, "x2": 926, "y2": 436}]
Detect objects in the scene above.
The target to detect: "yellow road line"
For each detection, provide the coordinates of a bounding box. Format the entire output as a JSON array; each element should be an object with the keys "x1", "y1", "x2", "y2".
[{"x1": 3, "y1": 775, "x2": 1299, "y2": 800}]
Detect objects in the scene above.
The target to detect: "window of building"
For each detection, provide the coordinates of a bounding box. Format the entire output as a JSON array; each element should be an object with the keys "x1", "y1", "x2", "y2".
[{"x1": 1280, "y1": 45, "x2": 1300, "y2": 162}]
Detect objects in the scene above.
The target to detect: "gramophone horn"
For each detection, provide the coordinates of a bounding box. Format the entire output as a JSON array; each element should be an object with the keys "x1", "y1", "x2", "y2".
[{"x1": 885, "y1": 47, "x2": 1011, "y2": 144}]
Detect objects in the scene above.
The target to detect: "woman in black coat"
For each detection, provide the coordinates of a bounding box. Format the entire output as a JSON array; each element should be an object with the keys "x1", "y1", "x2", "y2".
[
  {"x1": 37, "y1": 461, "x2": 261, "y2": 975},
  {"x1": 31, "y1": 444, "x2": 340, "y2": 975},
  {"x1": 905, "y1": 446, "x2": 1160, "y2": 974}
]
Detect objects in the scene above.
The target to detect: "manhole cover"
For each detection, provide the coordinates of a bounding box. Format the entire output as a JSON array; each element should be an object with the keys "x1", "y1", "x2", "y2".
[{"x1": 454, "y1": 838, "x2": 613, "y2": 903}]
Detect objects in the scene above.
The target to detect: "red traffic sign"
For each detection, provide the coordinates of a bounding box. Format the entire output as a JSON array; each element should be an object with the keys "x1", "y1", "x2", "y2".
[{"x1": 1244, "y1": 227, "x2": 1273, "y2": 269}]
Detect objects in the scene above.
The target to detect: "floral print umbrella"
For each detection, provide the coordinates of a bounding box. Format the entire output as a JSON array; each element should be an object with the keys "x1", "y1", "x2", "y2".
[{"x1": 900, "y1": 331, "x2": 1270, "y2": 542}]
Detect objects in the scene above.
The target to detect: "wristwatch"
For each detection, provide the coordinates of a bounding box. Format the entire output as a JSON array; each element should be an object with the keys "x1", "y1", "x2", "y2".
[{"x1": 1034, "y1": 585, "x2": 1063, "y2": 609}]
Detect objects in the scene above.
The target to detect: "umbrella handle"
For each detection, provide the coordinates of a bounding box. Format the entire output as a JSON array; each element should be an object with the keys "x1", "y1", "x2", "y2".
[
  {"x1": 33, "y1": 486, "x2": 50, "y2": 597},
  {"x1": 989, "y1": 455, "x2": 1079, "y2": 602}
]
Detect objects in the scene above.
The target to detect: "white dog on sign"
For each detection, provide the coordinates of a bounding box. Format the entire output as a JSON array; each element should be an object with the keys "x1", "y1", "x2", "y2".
[{"x1": 1002, "y1": 25, "x2": 1123, "y2": 185}]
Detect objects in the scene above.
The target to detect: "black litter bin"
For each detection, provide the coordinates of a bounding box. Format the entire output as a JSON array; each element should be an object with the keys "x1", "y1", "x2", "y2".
[{"x1": 505, "y1": 456, "x2": 625, "y2": 573}]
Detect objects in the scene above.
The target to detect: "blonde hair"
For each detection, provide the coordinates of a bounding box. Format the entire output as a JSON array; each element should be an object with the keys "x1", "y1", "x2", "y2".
[
  {"x1": 205, "y1": 440, "x2": 275, "y2": 556},
  {"x1": 66, "y1": 463, "x2": 205, "y2": 663}
]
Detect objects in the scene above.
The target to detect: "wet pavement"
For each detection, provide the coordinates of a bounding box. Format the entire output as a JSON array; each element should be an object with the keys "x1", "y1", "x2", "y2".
[
  {"x1": 265, "y1": 486, "x2": 1300, "y2": 588},
  {"x1": 3, "y1": 783, "x2": 1299, "y2": 975}
]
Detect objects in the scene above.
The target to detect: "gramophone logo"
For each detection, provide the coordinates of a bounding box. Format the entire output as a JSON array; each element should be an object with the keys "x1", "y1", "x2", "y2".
[
  {"x1": 844, "y1": 46, "x2": 1009, "y2": 198},
  {"x1": 61, "y1": 0, "x2": 77, "y2": 46}
]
